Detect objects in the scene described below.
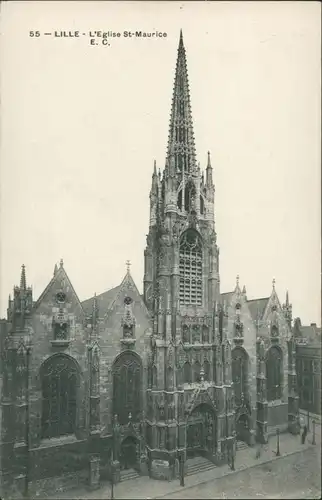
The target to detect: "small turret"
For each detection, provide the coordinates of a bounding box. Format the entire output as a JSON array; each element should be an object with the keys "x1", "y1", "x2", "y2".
[{"x1": 206, "y1": 151, "x2": 213, "y2": 187}]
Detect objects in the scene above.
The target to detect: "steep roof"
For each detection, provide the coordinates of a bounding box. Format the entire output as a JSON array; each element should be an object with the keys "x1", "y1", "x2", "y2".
[
  {"x1": 247, "y1": 297, "x2": 270, "y2": 321},
  {"x1": 298, "y1": 324, "x2": 321, "y2": 345},
  {"x1": 82, "y1": 285, "x2": 121, "y2": 317},
  {"x1": 221, "y1": 291, "x2": 234, "y2": 304}
]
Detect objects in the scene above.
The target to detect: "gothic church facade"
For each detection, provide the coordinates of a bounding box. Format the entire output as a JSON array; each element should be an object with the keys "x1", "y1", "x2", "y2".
[{"x1": 0, "y1": 32, "x2": 299, "y2": 497}]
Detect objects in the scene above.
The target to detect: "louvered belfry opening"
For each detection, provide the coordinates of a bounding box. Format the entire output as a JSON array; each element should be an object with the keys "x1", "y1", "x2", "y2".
[{"x1": 179, "y1": 230, "x2": 203, "y2": 306}]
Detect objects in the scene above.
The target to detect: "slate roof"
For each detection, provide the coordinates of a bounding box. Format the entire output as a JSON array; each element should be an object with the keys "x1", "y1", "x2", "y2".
[
  {"x1": 81, "y1": 285, "x2": 121, "y2": 317},
  {"x1": 221, "y1": 291, "x2": 234, "y2": 304},
  {"x1": 247, "y1": 297, "x2": 270, "y2": 321},
  {"x1": 298, "y1": 324, "x2": 321, "y2": 344}
]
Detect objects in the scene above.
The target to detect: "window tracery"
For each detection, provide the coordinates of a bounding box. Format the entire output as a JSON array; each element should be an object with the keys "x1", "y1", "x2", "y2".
[
  {"x1": 41, "y1": 354, "x2": 78, "y2": 439},
  {"x1": 266, "y1": 346, "x2": 283, "y2": 401},
  {"x1": 232, "y1": 347, "x2": 248, "y2": 407},
  {"x1": 179, "y1": 230, "x2": 203, "y2": 306},
  {"x1": 113, "y1": 352, "x2": 142, "y2": 425}
]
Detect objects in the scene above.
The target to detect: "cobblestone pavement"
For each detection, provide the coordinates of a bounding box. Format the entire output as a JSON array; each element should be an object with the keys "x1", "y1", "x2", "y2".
[
  {"x1": 46, "y1": 430, "x2": 321, "y2": 500},
  {"x1": 160, "y1": 447, "x2": 321, "y2": 499}
]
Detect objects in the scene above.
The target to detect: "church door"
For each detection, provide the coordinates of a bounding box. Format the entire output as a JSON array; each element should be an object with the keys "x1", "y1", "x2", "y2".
[
  {"x1": 186, "y1": 404, "x2": 215, "y2": 458},
  {"x1": 120, "y1": 436, "x2": 139, "y2": 470}
]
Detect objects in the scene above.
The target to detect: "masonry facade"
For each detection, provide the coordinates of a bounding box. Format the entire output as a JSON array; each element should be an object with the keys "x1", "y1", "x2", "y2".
[{"x1": 0, "y1": 32, "x2": 300, "y2": 498}]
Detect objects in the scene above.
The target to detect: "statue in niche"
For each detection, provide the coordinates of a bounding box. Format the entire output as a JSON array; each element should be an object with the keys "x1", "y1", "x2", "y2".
[
  {"x1": 182, "y1": 325, "x2": 190, "y2": 344},
  {"x1": 234, "y1": 317, "x2": 244, "y2": 338},
  {"x1": 53, "y1": 320, "x2": 68, "y2": 340},
  {"x1": 192, "y1": 325, "x2": 200, "y2": 343}
]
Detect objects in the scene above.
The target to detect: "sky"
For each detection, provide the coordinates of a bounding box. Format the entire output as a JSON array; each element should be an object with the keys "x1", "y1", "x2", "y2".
[{"x1": 0, "y1": 1, "x2": 320, "y2": 325}]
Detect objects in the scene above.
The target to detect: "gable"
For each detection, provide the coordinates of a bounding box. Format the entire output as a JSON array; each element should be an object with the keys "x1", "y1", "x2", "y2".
[
  {"x1": 247, "y1": 297, "x2": 270, "y2": 321},
  {"x1": 33, "y1": 264, "x2": 85, "y2": 317},
  {"x1": 82, "y1": 285, "x2": 121, "y2": 317}
]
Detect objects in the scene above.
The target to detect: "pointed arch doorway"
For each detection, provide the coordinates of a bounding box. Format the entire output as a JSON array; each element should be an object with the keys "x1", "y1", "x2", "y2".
[{"x1": 186, "y1": 403, "x2": 216, "y2": 458}]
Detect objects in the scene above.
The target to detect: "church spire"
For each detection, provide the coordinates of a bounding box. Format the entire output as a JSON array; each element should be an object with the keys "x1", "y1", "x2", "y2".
[{"x1": 167, "y1": 30, "x2": 196, "y2": 174}]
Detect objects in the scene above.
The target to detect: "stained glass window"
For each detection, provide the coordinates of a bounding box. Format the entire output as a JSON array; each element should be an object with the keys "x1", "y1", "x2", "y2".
[
  {"x1": 113, "y1": 352, "x2": 142, "y2": 425},
  {"x1": 266, "y1": 346, "x2": 283, "y2": 401},
  {"x1": 179, "y1": 230, "x2": 203, "y2": 306},
  {"x1": 232, "y1": 347, "x2": 248, "y2": 406},
  {"x1": 41, "y1": 354, "x2": 78, "y2": 439}
]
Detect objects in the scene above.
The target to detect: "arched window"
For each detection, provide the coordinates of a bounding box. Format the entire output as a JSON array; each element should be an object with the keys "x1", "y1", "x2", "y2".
[
  {"x1": 266, "y1": 346, "x2": 283, "y2": 401},
  {"x1": 41, "y1": 354, "x2": 78, "y2": 439},
  {"x1": 200, "y1": 195, "x2": 205, "y2": 215},
  {"x1": 232, "y1": 348, "x2": 248, "y2": 407},
  {"x1": 184, "y1": 182, "x2": 196, "y2": 212},
  {"x1": 179, "y1": 230, "x2": 203, "y2": 306},
  {"x1": 203, "y1": 360, "x2": 210, "y2": 381},
  {"x1": 113, "y1": 352, "x2": 142, "y2": 425},
  {"x1": 184, "y1": 362, "x2": 192, "y2": 384},
  {"x1": 193, "y1": 361, "x2": 201, "y2": 383},
  {"x1": 177, "y1": 190, "x2": 183, "y2": 210},
  {"x1": 202, "y1": 325, "x2": 209, "y2": 343}
]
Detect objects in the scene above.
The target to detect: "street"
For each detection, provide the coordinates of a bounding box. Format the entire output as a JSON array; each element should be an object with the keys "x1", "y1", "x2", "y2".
[{"x1": 159, "y1": 447, "x2": 321, "y2": 499}]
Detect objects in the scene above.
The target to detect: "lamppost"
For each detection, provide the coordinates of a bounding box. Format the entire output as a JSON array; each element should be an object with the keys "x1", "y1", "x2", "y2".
[
  {"x1": 307, "y1": 400, "x2": 310, "y2": 432},
  {"x1": 24, "y1": 344, "x2": 31, "y2": 499},
  {"x1": 276, "y1": 427, "x2": 280, "y2": 456},
  {"x1": 230, "y1": 430, "x2": 236, "y2": 471},
  {"x1": 110, "y1": 415, "x2": 116, "y2": 500},
  {"x1": 312, "y1": 419, "x2": 316, "y2": 445}
]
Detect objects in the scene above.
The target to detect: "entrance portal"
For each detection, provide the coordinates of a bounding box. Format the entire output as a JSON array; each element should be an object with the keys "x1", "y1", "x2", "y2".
[
  {"x1": 236, "y1": 413, "x2": 250, "y2": 443},
  {"x1": 120, "y1": 436, "x2": 139, "y2": 470},
  {"x1": 186, "y1": 403, "x2": 216, "y2": 458}
]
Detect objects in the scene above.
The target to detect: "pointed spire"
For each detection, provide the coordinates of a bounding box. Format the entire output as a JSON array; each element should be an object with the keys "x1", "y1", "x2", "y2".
[
  {"x1": 206, "y1": 151, "x2": 213, "y2": 187},
  {"x1": 207, "y1": 151, "x2": 212, "y2": 168},
  {"x1": 126, "y1": 260, "x2": 131, "y2": 274},
  {"x1": 242, "y1": 284, "x2": 247, "y2": 295},
  {"x1": 285, "y1": 290, "x2": 289, "y2": 307},
  {"x1": 60, "y1": 258, "x2": 64, "y2": 268},
  {"x1": 20, "y1": 264, "x2": 26, "y2": 290},
  {"x1": 272, "y1": 277, "x2": 276, "y2": 291},
  {"x1": 153, "y1": 159, "x2": 157, "y2": 175},
  {"x1": 53, "y1": 263, "x2": 58, "y2": 276},
  {"x1": 166, "y1": 30, "x2": 196, "y2": 174},
  {"x1": 234, "y1": 274, "x2": 241, "y2": 293}
]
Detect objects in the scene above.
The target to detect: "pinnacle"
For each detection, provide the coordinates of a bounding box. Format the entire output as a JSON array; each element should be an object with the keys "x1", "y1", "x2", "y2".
[{"x1": 20, "y1": 264, "x2": 26, "y2": 290}]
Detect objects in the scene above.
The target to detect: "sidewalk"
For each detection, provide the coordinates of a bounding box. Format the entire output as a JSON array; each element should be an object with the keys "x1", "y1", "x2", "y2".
[{"x1": 47, "y1": 432, "x2": 319, "y2": 500}]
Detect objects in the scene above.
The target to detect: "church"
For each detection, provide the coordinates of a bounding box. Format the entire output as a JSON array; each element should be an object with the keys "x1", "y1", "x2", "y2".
[{"x1": 0, "y1": 31, "x2": 300, "y2": 498}]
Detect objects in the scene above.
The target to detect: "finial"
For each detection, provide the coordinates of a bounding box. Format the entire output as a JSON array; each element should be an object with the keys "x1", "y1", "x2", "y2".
[
  {"x1": 200, "y1": 367, "x2": 205, "y2": 383},
  {"x1": 153, "y1": 159, "x2": 157, "y2": 174},
  {"x1": 236, "y1": 274, "x2": 240, "y2": 288},
  {"x1": 20, "y1": 264, "x2": 26, "y2": 290},
  {"x1": 158, "y1": 168, "x2": 161, "y2": 179},
  {"x1": 126, "y1": 260, "x2": 131, "y2": 273},
  {"x1": 242, "y1": 284, "x2": 246, "y2": 295},
  {"x1": 53, "y1": 263, "x2": 58, "y2": 276},
  {"x1": 286, "y1": 290, "x2": 289, "y2": 306},
  {"x1": 272, "y1": 277, "x2": 276, "y2": 290},
  {"x1": 60, "y1": 258, "x2": 64, "y2": 268},
  {"x1": 128, "y1": 412, "x2": 132, "y2": 423}
]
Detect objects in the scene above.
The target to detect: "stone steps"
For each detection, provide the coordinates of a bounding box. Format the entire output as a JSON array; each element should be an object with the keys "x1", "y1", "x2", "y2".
[
  {"x1": 186, "y1": 457, "x2": 217, "y2": 477},
  {"x1": 237, "y1": 440, "x2": 249, "y2": 451},
  {"x1": 120, "y1": 468, "x2": 140, "y2": 482}
]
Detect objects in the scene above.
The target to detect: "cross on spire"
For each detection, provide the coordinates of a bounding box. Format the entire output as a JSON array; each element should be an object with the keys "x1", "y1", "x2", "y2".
[
  {"x1": 126, "y1": 260, "x2": 131, "y2": 273},
  {"x1": 272, "y1": 278, "x2": 276, "y2": 290}
]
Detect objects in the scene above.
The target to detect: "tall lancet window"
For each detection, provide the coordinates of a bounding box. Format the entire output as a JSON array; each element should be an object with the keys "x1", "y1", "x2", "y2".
[{"x1": 179, "y1": 230, "x2": 203, "y2": 306}]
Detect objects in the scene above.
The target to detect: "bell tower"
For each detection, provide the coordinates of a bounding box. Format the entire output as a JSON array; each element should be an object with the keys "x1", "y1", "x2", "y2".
[
  {"x1": 144, "y1": 31, "x2": 230, "y2": 481},
  {"x1": 143, "y1": 30, "x2": 220, "y2": 320}
]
